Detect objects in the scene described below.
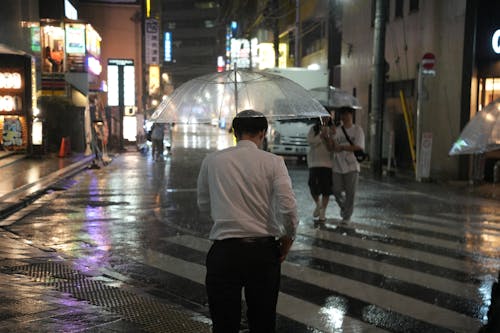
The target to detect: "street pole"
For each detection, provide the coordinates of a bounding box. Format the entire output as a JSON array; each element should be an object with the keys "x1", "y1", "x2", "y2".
[
  {"x1": 415, "y1": 65, "x2": 423, "y2": 181},
  {"x1": 370, "y1": 0, "x2": 387, "y2": 177},
  {"x1": 273, "y1": 0, "x2": 279, "y2": 67},
  {"x1": 294, "y1": 0, "x2": 300, "y2": 67}
]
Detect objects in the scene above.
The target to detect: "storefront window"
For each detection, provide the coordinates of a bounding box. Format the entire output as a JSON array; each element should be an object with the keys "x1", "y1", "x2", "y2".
[
  {"x1": 41, "y1": 25, "x2": 65, "y2": 73},
  {"x1": 479, "y1": 77, "x2": 500, "y2": 111}
]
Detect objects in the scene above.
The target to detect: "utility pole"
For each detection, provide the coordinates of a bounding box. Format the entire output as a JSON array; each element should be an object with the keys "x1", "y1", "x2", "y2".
[
  {"x1": 272, "y1": 0, "x2": 279, "y2": 67},
  {"x1": 370, "y1": 0, "x2": 387, "y2": 177},
  {"x1": 294, "y1": 0, "x2": 300, "y2": 67}
]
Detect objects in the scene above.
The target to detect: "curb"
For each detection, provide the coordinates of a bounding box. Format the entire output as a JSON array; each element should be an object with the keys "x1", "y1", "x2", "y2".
[{"x1": 0, "y1": 155, "x2": 94, "y2": 220}]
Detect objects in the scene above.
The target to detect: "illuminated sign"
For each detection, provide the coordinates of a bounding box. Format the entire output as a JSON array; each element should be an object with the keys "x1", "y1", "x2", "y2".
[
  {"x1": 0, "y1": 72, "x2": 22, "y2": 89},
  {"x1": 493, "y1": 29, "x2": 500, "y2": 54},
  {"x1": 0, "y1": 95, "x2": 23, "y2": 112},
  {"x1": 164, "y1": 32, "x2": 172, "y2": 62},
  {"x1": 86, "y1": 25, "x2": 102, "y2": 57},
  {"x1": 230, "y1": 38, "x2": 258, "y2": 69},
  {"x1": 66, "y1": 24, "x2": 86, "y2": 55},
  {"x1": 65, "y1": 0, "x2": 78, "y2": 20},
  {"x1": 0, "y1": 71, "x2": 24, "y2": 113},
  {"x1": 123, "y1": 65, "x2": 135, "y2": 106},
  {"x1": 87, "y1": 56, "x2": 102, "y2": 75},
  {"x1": 107, "y1": 65, "x2": 119, "y2": 106},
  {"x1": 31, "y1": 27, "x2": 41, "y2": 52},
  {"x1": 149, "y1": 65, "x2": 160, "y2": 95},
  {"x1": 107, "y1": 60, "x2": 135, "y2": 107}
]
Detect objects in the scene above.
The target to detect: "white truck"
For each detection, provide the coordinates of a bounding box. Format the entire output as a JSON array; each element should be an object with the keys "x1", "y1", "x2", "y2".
[{"x1": 262, "y1": 67, "x2": 329, "y2": 160}]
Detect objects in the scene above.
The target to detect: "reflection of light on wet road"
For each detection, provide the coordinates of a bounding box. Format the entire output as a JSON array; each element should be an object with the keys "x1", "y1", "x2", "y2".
[
  {"x1": 26, "y1": 167, "x2": 40, "y2": 184},
  {"x1": 177, "y1": 123, "x2": 234, "y2": 150},
  {"x1": 72, "y1": 176, "x2": 113, "y2": 272},
  {"x1": 319, "y1": 297, "x2": 346, "y2": 330}
]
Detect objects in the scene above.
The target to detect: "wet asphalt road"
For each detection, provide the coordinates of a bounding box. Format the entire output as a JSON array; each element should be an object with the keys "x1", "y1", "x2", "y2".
[{"x1": 2, "y1": 123, "x2": 500, "y2": 332}]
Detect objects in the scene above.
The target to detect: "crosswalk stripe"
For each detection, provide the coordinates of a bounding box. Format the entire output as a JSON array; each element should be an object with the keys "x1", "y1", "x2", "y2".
[
  {"x1": 277, "y1": 293, "x2": 389, "y2": 333},
  {"x1": 328, "y1": 218, "x2": 500, "y2": 266},
  {"x1": 299, "y1": 224, "x2": 480, "y2": 273},
  {"x1": 160, "y1": 235, "x2": 481, "y2": 332},
  {"x1": 405, "y1": 213, "x2": 500, "y2": 231},
  {"x1": 167, "y1": 234, "x2": 480, "y2": 301},
  {"x1": 384, "y1": 214, "x2": 500, "y2": 240},
  {"x1": 336, "y1": 220, "x2": 468, "y2": 251},
  {"x1": 282, "y1": 262, "x2": 480, "y2": 332},
  {"x1": 142, "y1": 246, "x2": 378, "y2": 332},
  {"x1": 290, "y1": 240, "x2": 481, "y2": 300}
]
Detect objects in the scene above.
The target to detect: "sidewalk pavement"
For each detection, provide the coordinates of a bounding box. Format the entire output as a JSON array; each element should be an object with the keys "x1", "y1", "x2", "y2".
[
  {"x1": 0, "y1": 150, "x2": 212, "y2": 333},
  {"x1": 0, "y1": 150, "x2": 94, "y2": 220}
]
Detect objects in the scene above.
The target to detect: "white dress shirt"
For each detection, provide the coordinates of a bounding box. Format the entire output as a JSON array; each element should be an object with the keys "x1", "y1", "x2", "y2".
[{"x1": 197, "y1": 140, "x2": 298, "y2": 240}]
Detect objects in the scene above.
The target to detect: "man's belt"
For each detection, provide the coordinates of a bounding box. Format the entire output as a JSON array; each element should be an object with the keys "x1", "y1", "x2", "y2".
[{"x1": 216, "y1": 236, "x2": 277, "y2": 244}]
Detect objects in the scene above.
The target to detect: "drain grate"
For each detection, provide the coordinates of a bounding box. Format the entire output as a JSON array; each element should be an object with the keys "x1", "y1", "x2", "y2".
[{"x1": 4, "y1": 262, "x2": 211, "y2": 333}]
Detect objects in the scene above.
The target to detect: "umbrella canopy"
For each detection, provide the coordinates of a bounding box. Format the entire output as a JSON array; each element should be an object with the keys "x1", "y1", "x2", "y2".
[
  {"x1": 309, "y1": 86, "x2": 362, "y2": 109},
  {"x1": 449, "y1": 98, "x2": 500, "y2": 155},
  {"x1": 150, "y1": 69, "x2": 330, "y2": 123}
]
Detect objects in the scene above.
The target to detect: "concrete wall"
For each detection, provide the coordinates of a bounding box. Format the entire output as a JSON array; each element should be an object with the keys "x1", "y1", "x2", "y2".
[
  {"x1": 0, "y1": 0, "x2": 40, "y2": 55},
  {"x1": 340, "y1": 0, "x2": 467, "y2": 179},
  {"x1": 78, "y1": 3, "x2": 143, "y2": 111}
]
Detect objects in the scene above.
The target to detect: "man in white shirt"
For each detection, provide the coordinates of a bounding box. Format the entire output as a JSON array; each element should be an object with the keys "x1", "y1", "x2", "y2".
[{"x1": 197, "y1": 109, "x2": 298, "y2": 333}]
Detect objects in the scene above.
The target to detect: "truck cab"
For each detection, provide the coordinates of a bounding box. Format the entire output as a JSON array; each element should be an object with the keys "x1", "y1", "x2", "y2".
[
  {"x1": 265, "y1": 118, "x2": 316, "y2": 160},
  {"x1": 261, "y1": 67, "x2": 329, "y2": 160}
]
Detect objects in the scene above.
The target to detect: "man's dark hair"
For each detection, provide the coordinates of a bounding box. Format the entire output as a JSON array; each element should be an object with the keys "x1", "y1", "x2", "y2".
[{"x1": 232, "y1": 110, "x2": 268, "y2": 138}]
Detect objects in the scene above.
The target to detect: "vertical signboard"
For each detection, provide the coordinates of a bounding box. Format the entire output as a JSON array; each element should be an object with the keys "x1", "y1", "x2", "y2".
[
  {"x1": 107, "y1": 59, "x2": 135, "y2": 106},
  {"x1": 164, "y1": 32, "x2": 172, "y2": 62},
  {"x1": 145, "y1": 18, "x2": 159, "y2": 65}
]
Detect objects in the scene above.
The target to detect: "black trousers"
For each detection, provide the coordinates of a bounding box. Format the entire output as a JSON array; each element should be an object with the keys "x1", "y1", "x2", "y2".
[{"x1": 205, "y1": 237, "x2": 281, "y2": 333}]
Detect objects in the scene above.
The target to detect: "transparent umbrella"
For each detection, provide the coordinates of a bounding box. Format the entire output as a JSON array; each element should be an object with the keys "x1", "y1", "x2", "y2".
[
  {"x1": 150, "y1": 69, "x2": 330, "y2": 123},
  {"x1": 309, "y1": 86, "x2": 362, "y2": 109},
  {"x1": 449, "y1": 98, "x2": 500, "y2": 155}
]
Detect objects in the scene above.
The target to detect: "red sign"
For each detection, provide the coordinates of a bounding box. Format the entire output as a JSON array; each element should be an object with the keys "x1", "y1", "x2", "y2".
[{"x1": 422, "y1": 53, "x2": 436, "y2": 70}]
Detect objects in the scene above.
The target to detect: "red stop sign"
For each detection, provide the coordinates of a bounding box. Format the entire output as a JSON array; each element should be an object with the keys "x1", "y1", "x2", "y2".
[{"x1": 422, "y1": 53, "x2": 435, "y2": 70}]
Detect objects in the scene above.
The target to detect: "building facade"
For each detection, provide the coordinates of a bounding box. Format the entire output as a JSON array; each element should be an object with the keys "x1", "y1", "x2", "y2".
[
  {"x1": 341, "y1": 0, "x2": 499, "y2": 181},
  {"x1": 79, "y1": 0, "x2": 143, "y2": 147},
  {"x1": 231, "y1": 0, "x2": 499, "y2": 182},
  {"x1": 159, "y1": 0, "x2": 227, "y2": 87}
]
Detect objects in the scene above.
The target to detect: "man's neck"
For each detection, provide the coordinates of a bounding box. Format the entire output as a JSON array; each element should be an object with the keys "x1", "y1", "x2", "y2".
[
  {"x1": 239, "y1": 133, "x2": 263, "y2": 147},
  {"x1": 343, "y1": 121, "x2": 353, "y2": 129}
]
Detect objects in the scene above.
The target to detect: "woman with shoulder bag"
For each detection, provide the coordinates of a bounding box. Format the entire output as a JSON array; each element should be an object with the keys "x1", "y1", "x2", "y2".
[{"x1": 326, "y1": 107, "x2": 365, "y2": 224}]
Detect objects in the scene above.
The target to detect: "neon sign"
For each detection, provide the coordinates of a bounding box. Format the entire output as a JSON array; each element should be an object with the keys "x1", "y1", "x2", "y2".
[{"x1": 492, "y1": 29, "x2": 500, "y2": 54}]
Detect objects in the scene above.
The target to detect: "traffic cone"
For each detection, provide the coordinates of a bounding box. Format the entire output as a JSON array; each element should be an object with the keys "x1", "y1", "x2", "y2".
[
  {"x1": 58, "y1": 137, "x2": 67, "y2": 157},
  {"x1": 64, "y1": 137, "x2": 71, "y2": 156}
]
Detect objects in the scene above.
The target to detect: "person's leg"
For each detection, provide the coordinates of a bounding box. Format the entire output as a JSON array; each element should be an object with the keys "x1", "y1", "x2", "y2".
[
  {"x1": 206, "y1": 242, "x2": 242, "y2": 333},
  {"x1": 318, "y1": 168, "x2": 333, "y2": 221},
  {"x1": 342, "y1": 171, "x2": 359, "y2": 221},
  {"x1": 319, "y1": 195, "x2": 330, "y2": 220},
  {"x1": 159, "y1": 138, "x2": 164, "y2": 158},
  {"x1": 332, "y1": 172, "x2": 345, "y2": 218},
  {"x1": 308, "y1": 168, "x2": 321, "y2": 218},
  {"x1": 151, "y1": 139, "x2": 157, "y2": 159},
  {"x1": 244, "y1": 241, "x2": 281, "y2": 333}
]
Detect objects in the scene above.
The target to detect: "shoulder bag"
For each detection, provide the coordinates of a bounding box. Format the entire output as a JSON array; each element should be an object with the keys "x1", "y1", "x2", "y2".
[{"x1": 341, "y1": 126, "x2": 367, "y2": 162}]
